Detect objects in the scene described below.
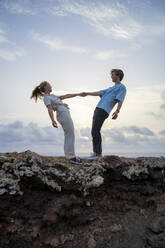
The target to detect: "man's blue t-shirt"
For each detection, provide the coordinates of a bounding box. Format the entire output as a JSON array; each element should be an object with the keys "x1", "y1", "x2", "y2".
[{"x1": 96, "y1": 82, "x2": 127, "y2": 115}]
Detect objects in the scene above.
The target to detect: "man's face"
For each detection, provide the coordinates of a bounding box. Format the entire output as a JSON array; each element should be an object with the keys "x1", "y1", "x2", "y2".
[{"x1": 111, "y1": 72, "x2": 118, "y2": 82}]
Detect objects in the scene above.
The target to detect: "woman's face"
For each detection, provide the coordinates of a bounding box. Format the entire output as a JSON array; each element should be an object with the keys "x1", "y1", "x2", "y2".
[{"x1": 44, "y1": 82, "x2": 52, "y2": 92}]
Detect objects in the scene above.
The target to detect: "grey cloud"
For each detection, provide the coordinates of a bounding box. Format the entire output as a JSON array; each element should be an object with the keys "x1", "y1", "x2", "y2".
[
  {"x1": 102, "y1": 126, "x2": 154, "y2": 136},
  {"x1": 0, "y1": 121, "x2": 64, "y2": 153},
  {"x1": 146, "y1": 111, "x2": 165, "y2": 120},
  {"x1": 121, "y1": 125, "x2": 155, "y2": 136},
  {"x1": 160, "y1": 104, "x2": 165, "y2": 109},
  {"x1": 0, "y1": 121, "x2": 165, "y2": 155},
  {"x1": 159, "y1": 129, "x2": 165, "y2": 136},
  {"x1": 145, "y1": 90, "x2": 165, "y2": 119},
  {"x1": 102, "y1": 129, "x2": 126, "y2": 143},
  {"x1": 161, "y1": 91, "x2": 165, "y2": 99},
  {"x1": 160, "y1": 91, "x2": 165, "y2": 109},
  {"x1": 79, "y1": 127, "x2": 91, "y2": 138}
]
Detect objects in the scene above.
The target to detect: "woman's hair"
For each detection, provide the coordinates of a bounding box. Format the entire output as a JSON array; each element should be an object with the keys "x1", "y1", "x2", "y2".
[
  {"x1": 30, "y1": 81, "x2": 48, "y2": 102},
  {"x1": 111, "y1": 69, "x2": 124, "y2": 81}
]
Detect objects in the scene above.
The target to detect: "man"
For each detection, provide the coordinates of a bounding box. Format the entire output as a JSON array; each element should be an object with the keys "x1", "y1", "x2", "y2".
[{"x1": 81, "y1": 69, "x2": 127, "y2": 159}]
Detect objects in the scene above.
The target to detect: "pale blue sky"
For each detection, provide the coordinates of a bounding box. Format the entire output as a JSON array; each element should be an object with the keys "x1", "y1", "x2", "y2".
[{"x1": 0, "y1": 0, "x2": 165, "y2": 156}]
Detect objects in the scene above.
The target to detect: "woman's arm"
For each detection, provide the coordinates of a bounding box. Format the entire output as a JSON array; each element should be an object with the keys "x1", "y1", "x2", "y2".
[
  {"x1": 47, "y1": 105, "x2": 58, "y2": 128},
  {"x1": 59, "y1": 93, "x2": 81, "y2": 100}
]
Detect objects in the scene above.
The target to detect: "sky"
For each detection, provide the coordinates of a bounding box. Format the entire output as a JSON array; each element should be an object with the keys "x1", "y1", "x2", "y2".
[{"x1": 0, "y1": 0, "x2": 165, "y2": 157}]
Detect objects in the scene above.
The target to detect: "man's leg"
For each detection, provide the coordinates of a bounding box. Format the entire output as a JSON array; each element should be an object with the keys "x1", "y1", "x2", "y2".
[{"x1": 91, "y1": 107, "x2": 109, "y2": 155}]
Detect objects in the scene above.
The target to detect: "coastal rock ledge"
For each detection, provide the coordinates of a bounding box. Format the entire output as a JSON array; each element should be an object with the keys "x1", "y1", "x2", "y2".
[{"x1": 0, "y1": 150, "x2": 165, "y2": 248}]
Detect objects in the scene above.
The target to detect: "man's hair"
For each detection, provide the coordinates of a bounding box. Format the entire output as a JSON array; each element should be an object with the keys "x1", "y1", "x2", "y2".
[{"x1": 111, "y1": 69, "x2": 124, "y2": 81}]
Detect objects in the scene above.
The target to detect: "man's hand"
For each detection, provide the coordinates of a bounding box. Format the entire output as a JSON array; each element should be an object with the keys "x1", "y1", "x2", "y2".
[
  {"x1": 79, "y1": 92, "x2": 88, "y2": 97},
  {"x1": 112, "y1": 111, "x2": 118, "y2": 120},
  {"x1": 52, "y1": 120, "x2": 58, "y2": 128}
]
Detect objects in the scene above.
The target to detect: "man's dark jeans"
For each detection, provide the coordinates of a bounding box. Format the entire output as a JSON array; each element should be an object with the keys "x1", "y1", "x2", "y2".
[{"x1": 91, "y1": 107, "x2": 109, "y2": 155}]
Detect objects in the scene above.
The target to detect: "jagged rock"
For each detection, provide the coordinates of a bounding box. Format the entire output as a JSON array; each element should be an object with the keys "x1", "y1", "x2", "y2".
[
  {"x1": 0, "y1": 150, "x2": 165, "y2": 248},
  {"x1": 146, "y1": 213, "x2": 165, "y2": 247}
]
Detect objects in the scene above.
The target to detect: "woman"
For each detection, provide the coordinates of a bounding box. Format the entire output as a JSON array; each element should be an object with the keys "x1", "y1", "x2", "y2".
[{"x1": 30, "y1": 81, "x2": 83, "y2": 165}]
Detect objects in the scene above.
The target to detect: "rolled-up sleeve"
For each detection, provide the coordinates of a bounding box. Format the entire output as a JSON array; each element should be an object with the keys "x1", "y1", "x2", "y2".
[
  {"x1": 44, "y1": 96, "x2": 51, "y2": 107},
  {"x1": 115, "y1": 87, "x2": 126, "y2": 102}
]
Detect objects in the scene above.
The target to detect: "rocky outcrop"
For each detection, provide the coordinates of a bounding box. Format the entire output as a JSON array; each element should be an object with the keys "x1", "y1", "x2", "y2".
[{"x1": 0, "y1": 150, "x2": 165, "y2": 248}]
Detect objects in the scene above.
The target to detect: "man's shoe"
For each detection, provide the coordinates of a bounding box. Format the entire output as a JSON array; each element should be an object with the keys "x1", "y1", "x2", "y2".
[
  {"x1": 69, "y1": 157, "x2": 83, "y2": 165},
  {"x1": 87, "y1": 153, "x2": 102, "y2": 160}
]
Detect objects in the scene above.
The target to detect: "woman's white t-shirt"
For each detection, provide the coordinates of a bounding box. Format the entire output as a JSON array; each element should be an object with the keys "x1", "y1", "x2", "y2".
[{"x1": 43, "y1": 93, "x2": 69, "y2": 113}]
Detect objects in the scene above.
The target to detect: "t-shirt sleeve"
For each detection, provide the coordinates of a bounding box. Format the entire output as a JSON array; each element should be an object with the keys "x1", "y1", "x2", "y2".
[
  {"x1": 44, "y1": 96, "x2": 51, "y2": 107},
  {"x1": 115, "y1": 87, "x2": 126, "y2": 102},
  {"x1": 100, "y1": 88, "x2": 108, "y2": 97}
]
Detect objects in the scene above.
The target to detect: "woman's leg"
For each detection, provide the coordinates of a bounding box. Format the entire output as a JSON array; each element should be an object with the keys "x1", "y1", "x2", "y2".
[{"x1": 57, "y1": 111, "x2": 76, "y2": 159}]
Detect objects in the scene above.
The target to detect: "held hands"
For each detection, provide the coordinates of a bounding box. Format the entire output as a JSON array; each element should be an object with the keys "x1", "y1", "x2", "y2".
[
  {"x1": 52, "y1": 120, "x2": 58, "y2": 128},
  {"x1": 111, "y1": 111, "x2": 118, "y2": 120}
]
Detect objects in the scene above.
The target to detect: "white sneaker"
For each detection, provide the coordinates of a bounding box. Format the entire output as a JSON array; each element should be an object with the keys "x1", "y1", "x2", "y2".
[{"x1": 87, "y1": 153, "x2": 102, "y2": 160}]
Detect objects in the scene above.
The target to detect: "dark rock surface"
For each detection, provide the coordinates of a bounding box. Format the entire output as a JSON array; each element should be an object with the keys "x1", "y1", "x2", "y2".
[{"x1": 0, "y1": 150, "x2": 165, "y2": 248}]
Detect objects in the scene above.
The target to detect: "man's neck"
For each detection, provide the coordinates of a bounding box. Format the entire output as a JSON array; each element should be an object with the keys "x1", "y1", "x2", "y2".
[{"x1": 114, "y1": 81, "x2": 121, "y2": 85}]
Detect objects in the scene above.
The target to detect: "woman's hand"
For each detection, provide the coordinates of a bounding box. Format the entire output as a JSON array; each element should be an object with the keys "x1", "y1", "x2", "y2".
[{"x1": 52, "y1": 120, "x2": 58, "y2": 128}]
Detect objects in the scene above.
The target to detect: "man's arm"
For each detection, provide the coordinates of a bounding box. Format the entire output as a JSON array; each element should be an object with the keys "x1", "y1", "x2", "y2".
[
  {"x1": 80, "y1": 91, "x2": 101, "y2": 97},
  {"x1": 112, "y1": 86, "x2": 126, "y2": 119},
  {"x1": 112, "y1": 101, "x2": 123, "y2": 119},
  {"x1": 116, "y1": 101, "x2": 122, "y2": 113},
  {"x1": 59, "y1": 93, "x2": 81, "y2": 100}
]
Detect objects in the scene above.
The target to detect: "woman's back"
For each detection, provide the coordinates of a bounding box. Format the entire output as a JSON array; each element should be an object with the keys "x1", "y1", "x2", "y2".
[{"x1": 43, "y1": 93, "x2": 69, "y2": 112}]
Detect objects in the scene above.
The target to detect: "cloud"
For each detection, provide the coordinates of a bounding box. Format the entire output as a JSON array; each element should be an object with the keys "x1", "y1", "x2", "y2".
[
  {"x1": 146, "y1": 89, "x2": 165, "y2": 120},
  {"x1": 0, "y1": 25, "x2": 25, "y2": 61},
  {"x1": 79, "y1": 127, "x2": 91, "y2": 138},
  {"x1": 0, "y1": 48, "x2": 25, "y2": 61},
  {"x1": 101, "y1": 126, "x2": 165, "y2": 152},
  {"x1": 101, "y1": 126, "x2": 155, "y2": 148},
  {"x1": 0, "y1": 121, "x2": 165, "y2": 155},
  {"x1": 146, "y1": 112, "x2": 165, "y2": 120},
  {"x1": 120, "y1": 126, "x2": 155, "y2": 136},
  {"x1": 1, "y1": 0, "x2": 37, "y2": 15},
  {"x1": 0, "y1": 29, "x2": 8, "y2": 43},
  {"x1": 2, "y1": 0, "x2": 165, "y2": 46},
  {"x1": 49, "y1": 0, "x2": 143, "y2": 40},
  {"x1": 160, "y1": 104, "x2": 165, "y2": 109},
  {"x1": 0, "y1": 121, "x2": 64, "y2": 154},
  {"x1": 45, "y1": 6, "x2": 68, "y2": 17},
  {"x1": 159, "y1": 129, "x2": 165, "y2": 136},
  {"x1": 31, "y1": 32, "x2": 88, "y2": 54},
  {"x1": 103, "y1": 129, "x2": 127, "y2": 143},
  {"x1": 45, "y1": 0, "x2": 165, "y2": 42},
  {"x1": 160, "y1": 91, "x2": 165, "y2": 109},
  {"x1": 95, "y1": 50, "x2": 127, "y2": 61}
]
